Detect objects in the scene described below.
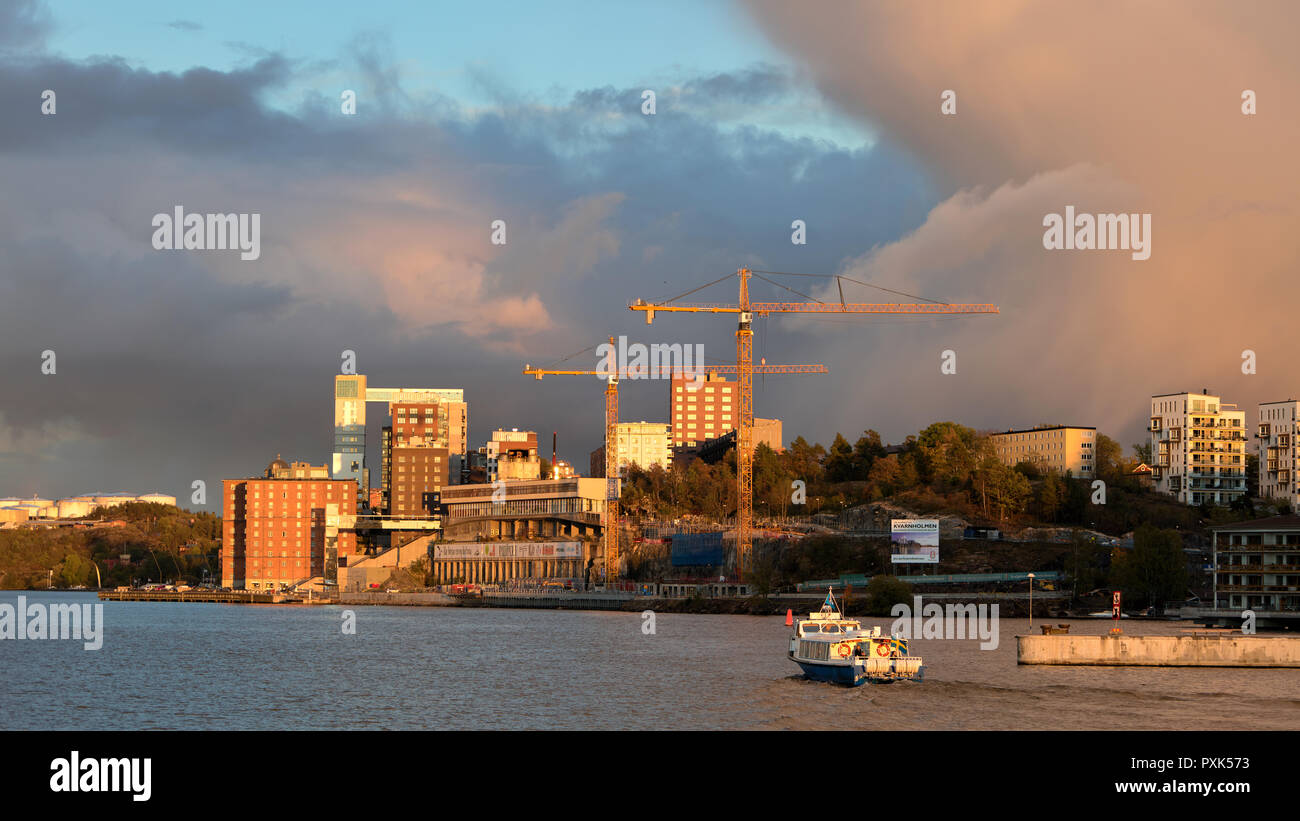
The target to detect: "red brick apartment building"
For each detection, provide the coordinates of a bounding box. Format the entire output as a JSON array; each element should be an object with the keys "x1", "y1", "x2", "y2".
[
  {"x1": 670, "y1": 372, "x2": 736, "y2": 447},
  {"x1": 221, "y1": 457, "x2": 356, "y2": 590}
]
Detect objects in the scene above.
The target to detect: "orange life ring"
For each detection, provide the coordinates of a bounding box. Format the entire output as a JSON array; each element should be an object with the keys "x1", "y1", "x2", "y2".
[
  {"x1": 837, "y1": 643, "x2": 851, "y2": 658},
  {"x1": 875, "y1": 642, "x2": 890, "y2": 657}
]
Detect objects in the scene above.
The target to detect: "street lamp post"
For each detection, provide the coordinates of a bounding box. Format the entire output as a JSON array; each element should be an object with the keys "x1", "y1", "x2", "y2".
[{"x1": 1027, "y1": 572, "x2": 1036, "y2": 629}]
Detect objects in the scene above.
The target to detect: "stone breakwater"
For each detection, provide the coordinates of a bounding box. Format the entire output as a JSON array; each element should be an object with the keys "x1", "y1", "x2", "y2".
[{"x1": 1017, "y1": 634, "x2": 1300, "y2": 667}]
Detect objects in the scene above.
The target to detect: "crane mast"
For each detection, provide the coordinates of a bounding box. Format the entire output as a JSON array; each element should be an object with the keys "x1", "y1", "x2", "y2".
[
  {"x1": 632, "y1": 267, "x2": 998, "y2": 581},
  {"x1": 523, "y1": 344, "x2": 828, "y2": 585}
]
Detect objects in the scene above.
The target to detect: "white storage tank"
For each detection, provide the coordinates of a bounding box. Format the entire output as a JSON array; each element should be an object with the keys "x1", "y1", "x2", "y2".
[
  {"x1": 137, "y1": 493, "x2": 177, "y2": 506},
  {"x1": 57, "y1": 499, "x2": 95, "y2": 519}
]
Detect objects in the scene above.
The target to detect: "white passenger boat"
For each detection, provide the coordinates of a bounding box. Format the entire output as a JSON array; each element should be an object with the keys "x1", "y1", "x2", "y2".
[{"x1": 788, "y1": 589, "x2": 925, "y2": 686}]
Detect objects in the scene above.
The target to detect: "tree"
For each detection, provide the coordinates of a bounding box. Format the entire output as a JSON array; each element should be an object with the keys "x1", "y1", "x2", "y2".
[
  {"x1": 973, "y1": 456, "x2": 1031, "y2": 522},
  {"x1": 852, "y1": 430, "x2": 885, "y2": 480},
  {"x1": 916, "y1": 422, "x2": 983, "y2": 487},
  {"x1": 58, "y1": 553, "x2": 92, "y2": 587},
  {"x1": 1095, "y1": 433, "x2": 1125, "y2": 484},
  {"x1": 865, "y1": 575, "x2": 913, "y2": 616},
  {"x1": 782, "y1": 436, "x2": 826, "y2": 488},
  {"x1": 1111, "y1": 525, "x2": 1188, "y2": 608},
  {"x1": 867, "y1": 455, "x2": 902, "y2": 499},
  {"x1": 1132, "y1": 442, "x2": 1152, "y2": 464},
  {"x1": 1037, "y1": 472, "x2": 1066, "y2": 522},
  {"x1": 825, "y1": 433, "x2": 855, "y2": 483}
]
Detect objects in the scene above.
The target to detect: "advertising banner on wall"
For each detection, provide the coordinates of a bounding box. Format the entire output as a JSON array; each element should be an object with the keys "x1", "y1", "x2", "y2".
[
  {"x1": 890, "y1": 519, "x2": 940, "y2": 564},
  {"x1": 434, "y1": 541, "x2": 582, "y2": 560}
]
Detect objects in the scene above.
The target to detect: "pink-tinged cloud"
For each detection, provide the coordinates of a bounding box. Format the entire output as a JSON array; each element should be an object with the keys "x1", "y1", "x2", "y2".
[{"x1": 746, "y1": 0, "x2": 1300, "y2": 443}]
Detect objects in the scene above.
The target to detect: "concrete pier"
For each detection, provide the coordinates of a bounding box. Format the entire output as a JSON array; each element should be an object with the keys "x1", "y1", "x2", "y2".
[{"x1": 1017, "y1": 634, "x2": 1300, "y2": 667}]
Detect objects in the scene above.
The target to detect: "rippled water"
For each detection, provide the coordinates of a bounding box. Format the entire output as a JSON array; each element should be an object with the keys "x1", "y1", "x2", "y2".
[{"x1": 2, "y1": 592, "x2": 1296, "y2": 730}]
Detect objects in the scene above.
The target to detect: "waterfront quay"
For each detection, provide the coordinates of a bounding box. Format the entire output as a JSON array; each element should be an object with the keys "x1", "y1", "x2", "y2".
[
  {"x1": 1018, "y1": 632, "x2": 1300, "y2": 667},
  {"x1": 99, "y1": 589, "x2": 301, "y2": 604}
]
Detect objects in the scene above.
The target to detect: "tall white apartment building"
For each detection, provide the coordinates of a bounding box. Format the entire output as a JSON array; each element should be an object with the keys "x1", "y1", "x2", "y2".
[
  {"x1": 1149, "y1": 391, "x2": 1247, "y2": 506},
  {"x1": 615, "y1": 422, "x2": 672, "y2": 473},
  {"x1": 1258, "y1": 399, "x2": 1299, "y2": 508}
]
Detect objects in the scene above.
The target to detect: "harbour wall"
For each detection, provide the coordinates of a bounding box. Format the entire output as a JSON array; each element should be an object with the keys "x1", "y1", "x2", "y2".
[
  {"x1": 340, "y1": 591, "x2": 458, "y2": 607},
  {"x1": 1017, "y1": 634, "x2": 1300, "y2": 667}
]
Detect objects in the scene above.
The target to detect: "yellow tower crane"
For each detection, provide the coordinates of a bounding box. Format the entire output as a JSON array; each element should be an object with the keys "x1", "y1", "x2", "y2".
[
  {"x1": 524, "y1": 339, "x2": 828, "y2": 585},
  {"x1": 631, "y1": 267, "x2": 999, "y2": 580}
]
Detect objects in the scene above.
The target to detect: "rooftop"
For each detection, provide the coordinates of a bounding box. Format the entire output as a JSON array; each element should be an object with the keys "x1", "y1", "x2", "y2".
[{"x1": 1210, "y1": 514, "x2": 1300, "y2": 532}]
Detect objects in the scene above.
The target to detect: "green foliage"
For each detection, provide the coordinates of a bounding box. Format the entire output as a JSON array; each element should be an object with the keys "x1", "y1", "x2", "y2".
[
  {"x1": 1094, "y1": 434, "x2": 1127, "y2": 484},
  {"x1": 865, "y1": 575, "x2": 913, "y2": 616},
  {"x1": 825, "y1": 433, "x2": 855, "y2": 483},
  {"x1": 1110, "y1": 525, "x2": 1189, "y2": 608},
  {"x1": 0, "y1": 504, "x2": 220, "y2": 589}
]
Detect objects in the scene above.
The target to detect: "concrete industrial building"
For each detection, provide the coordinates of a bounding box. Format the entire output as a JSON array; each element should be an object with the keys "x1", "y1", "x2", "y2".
[
  {"x1": 1150, "y1": 391, "x2": 1247, "y2": 506},
  {"x1": 590, "y1": 422, "x2": 672, "y2": 477},
  {"x1": 670, "y1": 371, "x2": 736, "y2": 447},
  {"x1": 990, "y1": 425, "x2": 1096, "y2": 476},
  {"x1": 222, "y1": 457, "x2": 357, "y2": 590},
  {"x1": 485, "y1": 429, "x2": 540, "y2": 482},
  {"x1": 1257, "y1": 400, "x2": 1299, "y2": 509}
]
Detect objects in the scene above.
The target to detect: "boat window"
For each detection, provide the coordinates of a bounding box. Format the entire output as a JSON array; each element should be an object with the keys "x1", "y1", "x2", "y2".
[
  {"x1": 822, "y1": 624, "x2": 841, "y2": 633},
  {"x1": 801, "y1": 624, "x2": 820, "y2": 634}
]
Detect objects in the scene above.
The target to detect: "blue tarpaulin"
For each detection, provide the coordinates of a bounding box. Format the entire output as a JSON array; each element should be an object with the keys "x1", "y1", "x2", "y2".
[{"x1": 670, "y1": 532, "x2": 725, "y2": 566}]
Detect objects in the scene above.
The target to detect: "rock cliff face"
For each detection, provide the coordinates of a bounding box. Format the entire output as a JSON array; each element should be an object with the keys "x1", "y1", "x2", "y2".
[{"x1": 817, "y1": 502, "x2": 970, "y2": 538}]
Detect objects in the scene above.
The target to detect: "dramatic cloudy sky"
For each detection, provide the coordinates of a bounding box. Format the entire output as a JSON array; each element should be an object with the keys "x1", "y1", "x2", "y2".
[{"x1": 1, "y1": 0, "x2": 1296, "y2": 509}]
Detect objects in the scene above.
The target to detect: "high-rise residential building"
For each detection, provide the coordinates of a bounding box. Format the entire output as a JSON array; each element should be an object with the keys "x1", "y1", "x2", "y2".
[
  {"x1": 332, "y1": 375, "x2": 368, "y2": 505},
  {"x1": 1150, "y1": 391, "x2": 1247, "y2": 505},
  {"x1": 331, "y1": 377, "x2": 469, "y2": 507},
  {"x1": 990, "y1": 425, "x2": 1096, "y2": 476},
  {"x1": 1258, "y1": 399, "x2": 1299, "y2": 508},
  {"x1": 389, "y1": 437, "x2": 449, "y2": 517},
  {"x1": 670, "y1": 372, "x2": 736, "y2": 447},
  {"x1": 222, "y1": 457, "x2": 357, "y2": 590},
  {"x1": 590, "y1": 422, "x2": 671, "y2": 478},
  {"x1": 379, "y1": 398, "x2": 471, "y2": 512}
]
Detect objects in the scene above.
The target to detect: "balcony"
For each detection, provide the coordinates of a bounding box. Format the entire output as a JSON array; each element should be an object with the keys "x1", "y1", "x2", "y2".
[{"x1": 1217, "y1": 564, "x2": 1300, "y2": 573}]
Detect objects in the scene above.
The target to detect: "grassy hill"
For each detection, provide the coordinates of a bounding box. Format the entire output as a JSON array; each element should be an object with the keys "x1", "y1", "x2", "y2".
[{"x1": 0, "y1": 502, "x2": 220, "y2": 589}]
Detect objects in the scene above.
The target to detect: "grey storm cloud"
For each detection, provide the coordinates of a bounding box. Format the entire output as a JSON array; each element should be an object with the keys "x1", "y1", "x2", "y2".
[{"x1": 0, "y1": 10, "x2": 939, "y2": 507}]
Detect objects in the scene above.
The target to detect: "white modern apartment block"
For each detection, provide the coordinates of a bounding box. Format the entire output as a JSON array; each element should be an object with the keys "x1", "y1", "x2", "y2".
[
  {"x1": 615, "y1": 421, "x2": 672, "y2": 474},
  {"x1": 1258, "y1": 399, "x2": 1299, "y2": 508},
  {"x1": 1149, "y1": 391, "x2": 1247, "y2": 505}
]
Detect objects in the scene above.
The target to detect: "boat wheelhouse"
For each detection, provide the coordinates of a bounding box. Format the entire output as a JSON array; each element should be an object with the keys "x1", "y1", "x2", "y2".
[{"x1": 788, "y1": 589, "x2": 925, "y2": 686}]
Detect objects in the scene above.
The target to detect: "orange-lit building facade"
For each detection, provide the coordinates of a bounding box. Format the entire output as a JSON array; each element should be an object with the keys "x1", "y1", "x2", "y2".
[
  {"x1": 670, "y1": 372, "x2": 736, "y2": 447},
  {"x1": 221, "y1": 458, "x2": 357, "y2": 590}
]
